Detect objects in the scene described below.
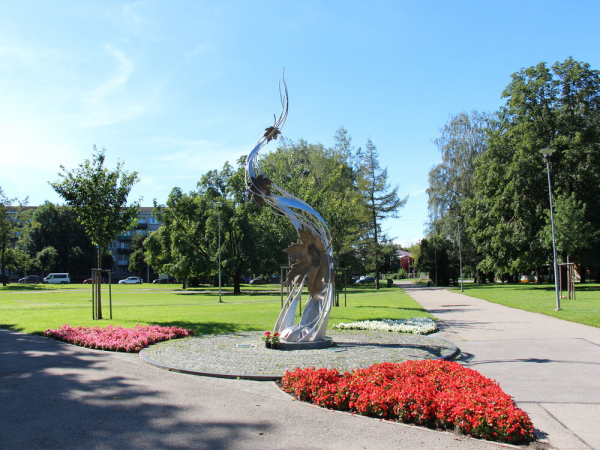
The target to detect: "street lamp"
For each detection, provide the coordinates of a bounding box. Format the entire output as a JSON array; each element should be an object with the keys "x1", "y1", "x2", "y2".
[
  {"x1": 456, "y1": 216, "x2": 463, "y2": 292},
  {"x1": 540, "y1": 147, "x2": 561, "y2": 311},
  {"x1": 214, "y1": 201, "x2": 223, "y2": 303}
]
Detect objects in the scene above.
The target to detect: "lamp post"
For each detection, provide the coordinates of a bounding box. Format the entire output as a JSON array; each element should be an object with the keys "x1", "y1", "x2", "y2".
[
  {"x1": 457, "y1": 216, "x2": 463, "y2": 292},
  {"x1": 215, "y1": 201, "x2": 223, "y2": 303},
  {"x1": 540, "y1": 148, "x2": 561, "y2": 311}
]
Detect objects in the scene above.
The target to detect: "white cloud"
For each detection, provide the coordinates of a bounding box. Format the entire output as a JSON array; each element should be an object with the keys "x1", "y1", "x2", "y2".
[{"x1": 79, "y1": 45, "x2": 147, "y2": 127}]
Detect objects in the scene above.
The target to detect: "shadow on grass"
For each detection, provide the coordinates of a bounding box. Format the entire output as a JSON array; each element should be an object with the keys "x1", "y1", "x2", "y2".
[
  {"x1": 0, "y1": 323, "x2": 25, "y2": 332},
  {"x1": 174, "y1": 290, "x2": 281, "y2": 297},
  {"x1": 353, "y1": 306, "x2": 428, "y2": 312},
  {"x1": 147, "y1": 320, "x2": 256, "y2": 335},
  {"x1": 0, "y1": 284, "x2": 51, "y2": 291}
]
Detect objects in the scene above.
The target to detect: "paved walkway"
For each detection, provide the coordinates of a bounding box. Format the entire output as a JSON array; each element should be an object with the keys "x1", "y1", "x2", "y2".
[
  {"x1": 2, "y1": 328, "x2": 508, "y2": 450},
  {"x1": 399, "y1": 280, "x2": 600, "y2": 450},
  {"x1": 2, "y1": 282, "x2": 597, "y2": 449}
]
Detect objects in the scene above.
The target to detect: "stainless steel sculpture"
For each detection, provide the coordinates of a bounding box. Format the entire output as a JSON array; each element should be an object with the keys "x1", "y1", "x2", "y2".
[{"x1": 245, "y1": 74, "x2": 334, "y2": 348}]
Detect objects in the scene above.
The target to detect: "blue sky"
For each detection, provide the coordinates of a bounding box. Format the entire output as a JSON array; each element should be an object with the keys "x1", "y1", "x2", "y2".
[{"x1": 1, "y1": 0, "x2": 599, "y2": 247}]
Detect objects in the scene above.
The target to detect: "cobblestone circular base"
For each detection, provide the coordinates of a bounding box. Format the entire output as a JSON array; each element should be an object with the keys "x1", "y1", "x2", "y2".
[{"x1": 140, "y1": 331, "x2": 460, "y2": 381}]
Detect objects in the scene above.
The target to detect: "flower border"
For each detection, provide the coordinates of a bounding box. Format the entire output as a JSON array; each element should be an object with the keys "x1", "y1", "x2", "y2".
[
  {"x1": 44, "y1": 324, "x2": 194, "y2": 353},
  {"x1": 332, "y1": 317, "x2": 438, "y2": 335},
  {"x1": 280, "y1": 360, "x2": 535, "y2": 444}
]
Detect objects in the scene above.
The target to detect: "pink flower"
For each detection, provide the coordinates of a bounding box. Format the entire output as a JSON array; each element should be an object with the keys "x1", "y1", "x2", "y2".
[{"x1": 45, "y1": 324, "x2": 194, "y2": 353}]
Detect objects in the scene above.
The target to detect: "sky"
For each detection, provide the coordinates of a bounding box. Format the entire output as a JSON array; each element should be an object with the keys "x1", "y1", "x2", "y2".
[{"x1": 1, "y1": 0, "x2": 599, "y2": 247}]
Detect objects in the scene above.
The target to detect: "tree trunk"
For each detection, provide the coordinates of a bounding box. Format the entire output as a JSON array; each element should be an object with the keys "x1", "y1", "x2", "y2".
[
  {"x1": 233, "y1": 264, "x2": 242, "y2": 295},
  {"x1": 97, "y1": 246, "x2": 103, "y2": 319},
  {"x1": 1, "y1": 249, "x2": 6, "y2": 286}
]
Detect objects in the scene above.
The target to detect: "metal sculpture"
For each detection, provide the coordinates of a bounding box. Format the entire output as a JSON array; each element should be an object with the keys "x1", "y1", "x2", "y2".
[{"x1": 245, "y1": 74, "x2": 334, "y2": 348}]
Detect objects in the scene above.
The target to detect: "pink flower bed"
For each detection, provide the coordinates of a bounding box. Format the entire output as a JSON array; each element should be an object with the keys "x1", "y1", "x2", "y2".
[
  {"x1": 281, "y1": 360, "x2": 535, "y2": 444},
  {"x1": 44, "y1": 324, "x2": 194, "y2": 352}
]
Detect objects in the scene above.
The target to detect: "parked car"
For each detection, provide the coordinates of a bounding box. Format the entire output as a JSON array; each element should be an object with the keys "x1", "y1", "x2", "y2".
[
  {"x1": 83, "y1": 277, "x2": 106, "y2": 284},
  {"x1": 355, "y1": 276, "x2": 376, "y2": 284},
  {"x1": 119, "y1": 277, "x2": 143, "y2": 284},
  {"x1": 249, "y1": 277, "x2": 269, "y2": 285},
  {"x1": 18, "y1": 275, "x2": 40, "y2": 284},
  {"x1": 43, "y1": 273, "x2": 70, "y2": 284},
  {"x1": 152, "y1": 277, "x2": 176, "y2": 284}
]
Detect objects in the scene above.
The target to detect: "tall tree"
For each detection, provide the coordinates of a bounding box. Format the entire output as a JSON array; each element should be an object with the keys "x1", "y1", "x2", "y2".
[
  {"x1": 22, "y1": 202, "x2": 96, "y2": 277},
  {"x1": 426, "y1": 111, "x2": 493, "y2": 281},
  {"x1": 0, "y1": 188, "x2": 28, "y2": 286},
  {"x1": 50, "y1": 147, "x2": 140, "y2": 318},
  {"x1": 128, "y1": 231, "x2": 149, "y2": 281},
  {"x1": 357, "y1": 139, "x2": 407, "y2": 289},
  {"x1": 201, "y1": 159, "x2": 290, "y2": 294},
  {"x1": 413, "y1": 235, "x2": 458, "y2": 286},
  {"x1": 145, "y1": 188, "x2": 211, "y2": 289},
  {"x1": 261, "y1": 132, "x2": 365, "y2": 273},
  {"x1": 467, "y1": 58, "x2": 600, "y2": 280}
]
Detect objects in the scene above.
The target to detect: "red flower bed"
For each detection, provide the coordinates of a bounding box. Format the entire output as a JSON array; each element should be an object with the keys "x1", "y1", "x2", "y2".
[
  {"x1": 281, "y1": 360, "x2": 535, "y2": 444},
  {"x1": 45, "y1": 324, "x2": 194, "y2": 352}
]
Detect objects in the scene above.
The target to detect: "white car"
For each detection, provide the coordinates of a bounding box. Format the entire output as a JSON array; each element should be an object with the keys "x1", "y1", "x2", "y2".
[{"x1": 118, "y1": 277, "x2": 143, "y2": 284}]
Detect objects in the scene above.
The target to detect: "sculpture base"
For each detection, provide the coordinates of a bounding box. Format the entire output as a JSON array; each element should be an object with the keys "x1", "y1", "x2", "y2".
[{"x1": 278, "y1": 336, "x2": 334, "y2": 350}]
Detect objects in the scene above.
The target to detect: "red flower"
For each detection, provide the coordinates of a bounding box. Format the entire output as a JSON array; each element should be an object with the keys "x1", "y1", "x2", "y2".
[{"x1": 280, "y1": 360, "x2": 535, "y2": 444}]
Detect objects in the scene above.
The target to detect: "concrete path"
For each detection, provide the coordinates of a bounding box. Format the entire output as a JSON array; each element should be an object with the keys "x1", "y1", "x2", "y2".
[
  {"x1": 398, "y1": 280, "x2": 600, "y2": 450},
  {"x1": 2, "y1": 328, "x2": 510, "y2": 450}
]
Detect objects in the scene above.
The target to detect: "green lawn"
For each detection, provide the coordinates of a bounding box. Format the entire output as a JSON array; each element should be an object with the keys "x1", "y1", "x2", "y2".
[
  {"x1": 452, "y1": 282, "x2": 600, "y2": 328},
  {"x1": 0, "y1": 282, "x2": 433, "y2": 335}
]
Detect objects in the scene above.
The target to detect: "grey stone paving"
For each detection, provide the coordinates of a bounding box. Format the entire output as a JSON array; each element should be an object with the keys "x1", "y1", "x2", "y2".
[{"x1": 140, "y1": 330, "x2": 459, "y2": 380}]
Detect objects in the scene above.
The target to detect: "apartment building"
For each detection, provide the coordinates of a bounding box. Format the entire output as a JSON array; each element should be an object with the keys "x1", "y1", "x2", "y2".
[{"x1": 108, "y1": 207, "x2": 161, "y2": 282}]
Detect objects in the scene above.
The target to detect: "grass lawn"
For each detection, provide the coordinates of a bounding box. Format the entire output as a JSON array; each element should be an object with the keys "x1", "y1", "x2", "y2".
[
  {"x1": 452, "y1": 282, "x2": 600, "y2": 328},
  {"x1": 0, "y1": 282, "x2": 433, "y2": 335}
]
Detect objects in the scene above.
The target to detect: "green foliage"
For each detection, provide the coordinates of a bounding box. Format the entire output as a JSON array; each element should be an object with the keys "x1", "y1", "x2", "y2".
[
  {"x1": 356, "y1": 139, "x2": 408, "y2": 288},
  {"x1": 261, "y1": 130, "x2": 365, "y2": 270},
  {"x1": 50, "y1": 146, "x2": 140, "y2": 269},
  {"x1": 146, "y1": 127, "x2": 407, "y2": 289},
  {"x1": 413, "y1": 236, "x2": 458, "y2": 286},
  {"x1": 35, "y1": 246, "x2": 58, "y2": 276},
  {"x1": 427, "y1": 111, "x2": 493, "y2": 273},
  {"x1": 466, "y1": 58, "x2": 600, "y2": 276},
  {"x1": 145, "y1": 187, "x2": 212, "y2": 289},
  {"x1": 128, "y1": 231, "x2": 149, "y2": 278},
  {"x1": 22, "y1": 202, "x2": 96, "y2": 275},
  {"x1": 50, "y1": 147, "x2": 140, "y2": 318},
  {"x1": 542, "y1": 193, "x2": 599, "y2": 265},
  {"x1": 0, "y1": 187, "x2": 29, "y2": 286}
]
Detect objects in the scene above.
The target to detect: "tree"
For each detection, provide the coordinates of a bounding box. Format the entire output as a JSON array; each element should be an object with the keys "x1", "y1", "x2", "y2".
[
  {"x1": 542, "y1": 193, "x2": 599, "y2": 279},
  {"x1": 426, "y1": 112, "x2": 494, "y2": 278},
  {"x1": 22, "y1": 202, "x2": 96, "y2": 277},
  {"x1": 145, "y1": 188, "x2": 212, "y2": 289},
  {"x1": 261, "y1": 130, "x2": 365, "y2": 273},
  {"x1": 202, "y1": 159, "x2": 290, "y2": 294},
  {"x1": 413, "y1": 236, "x2": 458, "y2": 286},
  {"x1": 50, "y1": 147, "x2": 140, "y2": 318},
  {"x1": 35, "y1": 246, "x2": 58, "y2": 276},
  {"x1": 357, "y1": 139, "x2": 407, "y2": 288},
  {"x1": 128, "y1": 231, "x2": 149, "y2": 281},
  {"x1": 467, "y1": 58, "x2": 600, "y2": 280},
  {"x1": 0, "y1": 187, "x2": 28, "y2": 286}
]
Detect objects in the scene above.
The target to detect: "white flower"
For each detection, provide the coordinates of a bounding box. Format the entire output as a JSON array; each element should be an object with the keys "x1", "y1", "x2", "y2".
[{"x1": 332, "y1": 317, "x2": 437, "y2": 335}]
